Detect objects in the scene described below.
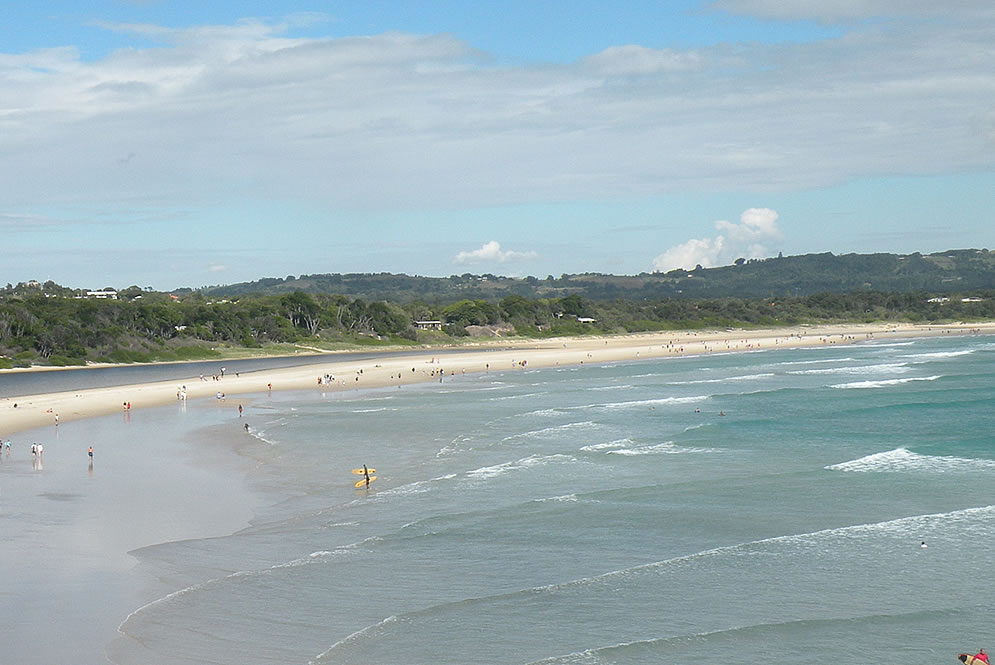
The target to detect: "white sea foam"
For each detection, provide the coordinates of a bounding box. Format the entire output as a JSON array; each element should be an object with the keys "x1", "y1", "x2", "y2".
[
  {"x1": 466, "y1": 454, "x2": 577, "y2": 480},
  {"x1": 586, "y1": 384, "x2": 634, "y2": 391},
  {"x1": 903, "y1": 349, "x2": 975, "y2": 362},
  {"x1": 583, "y1": 395, "x2": 709, "y2": 410},
  {"x1": 830, "y1": 375, "x2": 941, "y2": 389},
  {"x1": 488, "y1": 391, "x2": 550, "y2": 401},
  {"x1": 606, "y1": 441, "x2": 720, "y2": 456},
  {"x1": 535, "y1": 494, "x2": 579, "y2": 503},
  {"x1": 777, "y1": 357, "x2": 856, "y2": 367},
  {"x1": 502, "y1": 421, "x2": 600, "y2": 442},
  {"x1": 668, "y1": 372, "x2": 775, "y2": 385},
  {"x1": 580, "y1": 438, "x2": 633, "y2": 452},
  {"x1": 524, "y1": 408, "x2": 564, "y2": 418},
  {"x1": 350, "y1": 407, "x2": 398, "y2": 413},
  {"x1": 376, "y1": 473, "x2": 458, "y2": 497},
  {"x1": 788, "y1": 362, "x2": 909, "y2": 376},
  {"x1": 826, "y1": 447, "x2": 995, "y2": 473}
]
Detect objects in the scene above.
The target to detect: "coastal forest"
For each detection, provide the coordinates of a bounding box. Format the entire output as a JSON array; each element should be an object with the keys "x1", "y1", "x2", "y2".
[{"x1": 2, "y1": 248, "x2": 994, "y2": 368}]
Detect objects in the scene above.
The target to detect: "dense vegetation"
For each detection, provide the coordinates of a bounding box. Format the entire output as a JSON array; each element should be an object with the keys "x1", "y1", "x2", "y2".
[
  {"x1": 197, "y1": 249, "x2": 995, "y2": 301},
  {"x1": 2, "y1": 281, "x2": 993, "y2": 369}
]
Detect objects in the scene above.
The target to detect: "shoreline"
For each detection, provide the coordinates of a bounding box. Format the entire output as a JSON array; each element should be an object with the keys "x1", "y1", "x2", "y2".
[{"x1": 4, "y1": 322, "x2": 993, "y2": 438}]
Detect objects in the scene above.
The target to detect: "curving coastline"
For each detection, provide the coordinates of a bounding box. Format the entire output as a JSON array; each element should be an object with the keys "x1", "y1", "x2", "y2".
[{"x1": 3, "y1": 321, "x2": 992, "y2": 438}]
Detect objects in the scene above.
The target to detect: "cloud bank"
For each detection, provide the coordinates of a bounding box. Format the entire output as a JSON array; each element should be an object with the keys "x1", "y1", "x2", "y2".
[
  {"x1": 454, "y1": 241, "x2": 537, "y2": 265},
  {"x1": 1, "y1": 7, "x2": 994, "y2": 221},
  {"x1": 653, "y1": 208, "x2": 782, "y2": 272}
]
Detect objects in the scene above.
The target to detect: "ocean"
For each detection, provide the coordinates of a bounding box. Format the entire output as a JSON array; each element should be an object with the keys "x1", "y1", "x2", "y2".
[{"x1": 5, "y1": 332, "x2": 995, "y2": 664}]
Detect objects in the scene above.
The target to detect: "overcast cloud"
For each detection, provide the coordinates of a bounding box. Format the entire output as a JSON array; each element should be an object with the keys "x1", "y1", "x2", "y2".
[{"x1": 2, "y1": 7, "x2": 993, "y2": 219}]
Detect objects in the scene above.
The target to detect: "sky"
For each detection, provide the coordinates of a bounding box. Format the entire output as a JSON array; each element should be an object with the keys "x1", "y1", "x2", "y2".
[{"x1": 2, "y1": 1, "x2": 994, "y2": 290}]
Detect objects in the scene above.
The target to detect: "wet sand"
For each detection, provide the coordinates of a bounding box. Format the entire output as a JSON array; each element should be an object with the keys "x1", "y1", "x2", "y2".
[{"x1": 0, "y1": 402, "x2": 265, "y2": 665}]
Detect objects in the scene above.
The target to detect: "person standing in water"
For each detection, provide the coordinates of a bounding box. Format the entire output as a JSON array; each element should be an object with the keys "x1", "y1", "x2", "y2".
[{"x1": 363, "y1": 464, "x2": 371, "y2": 487}]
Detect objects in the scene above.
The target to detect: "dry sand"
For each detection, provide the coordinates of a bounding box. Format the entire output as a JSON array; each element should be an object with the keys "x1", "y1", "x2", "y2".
[{"x1": 3, "y1": 322, "x2": 993, "y2": 438}]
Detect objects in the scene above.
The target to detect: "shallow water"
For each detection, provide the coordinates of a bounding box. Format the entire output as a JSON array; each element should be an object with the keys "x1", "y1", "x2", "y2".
[{"x1": 5, "y1": 333, "x2": 995, "y2": 664}]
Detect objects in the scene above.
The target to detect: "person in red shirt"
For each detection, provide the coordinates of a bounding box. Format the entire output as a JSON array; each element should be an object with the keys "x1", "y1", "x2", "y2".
[{"x1": 974, "y1": 649, "x2": 989, "y2": 664}]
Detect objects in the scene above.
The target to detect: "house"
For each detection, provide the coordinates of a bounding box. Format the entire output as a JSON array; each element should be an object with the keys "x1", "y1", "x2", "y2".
[
  {"x1": 415, "y1": 320, "x2": 443, "y2": 330},
  {"x1": 86, "y1": 290, "x2": 118, "y2": 299},
  {"x1": 577, "y1": 317, "x2": 597, "y2": 323}
]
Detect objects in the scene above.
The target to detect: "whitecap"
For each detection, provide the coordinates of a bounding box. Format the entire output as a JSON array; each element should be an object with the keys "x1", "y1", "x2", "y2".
[
  {"x1": 502, "y1": 421, "x2": 601, "y2": 442},
  {"x1": 669, "y1": 373, "x2": 775, "y2": 385},
  {"x1": 788, "y1": 362, "x2": 909, "y2": 376},
  {"x1": 606, "y1": 441, "x2": 720, "y2": 456},
  {"x1": 465, "y1": 454, "x2": 577, "y2": 480},
  {"x1": 586, "y1": 384, "x2": 634, "y2": 392},
  {"x1": 583, "y1": 395, "x2": 709, "y2": 410},
  {"x1": 903, "y1": 349, "x2": 975, "y2": 362},
  {"x1": 580, "y1": 438, "x2": 633, "y2": 452},
  {"x1": 826, "y1": 447, "x2": 995, "y2": 473},
  {"x1": 830, "y1": 375, "x2": 941, "y2": 389}
]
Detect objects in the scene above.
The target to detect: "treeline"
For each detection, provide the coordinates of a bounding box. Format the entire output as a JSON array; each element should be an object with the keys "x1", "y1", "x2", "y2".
[
  {"x1": 2, "y1": 289, "x2": 994, "y2": 368},
  {"x1": 197, "y1": 249, "x2": 995, "y2": 301}
]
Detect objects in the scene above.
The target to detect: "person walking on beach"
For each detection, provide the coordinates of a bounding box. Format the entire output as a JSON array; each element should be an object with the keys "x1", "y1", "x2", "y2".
[
  {"x1": 238, "y1": 404, "x2": 243, "y2": 417},
  {"x1": 88, "y1": 446, "x2": 93, "y2": 461}
]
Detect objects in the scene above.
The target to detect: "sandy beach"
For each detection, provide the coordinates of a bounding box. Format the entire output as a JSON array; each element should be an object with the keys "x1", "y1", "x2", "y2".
[{"x1": 4, "y1": 322, "x2": 993, "y2": 438}]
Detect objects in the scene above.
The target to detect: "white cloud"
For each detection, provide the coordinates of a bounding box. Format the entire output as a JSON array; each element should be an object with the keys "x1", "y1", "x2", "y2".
[
  {"x1": 0, "y1": 11, "x2": 993, "y2": 220},
  {"x1": 582, "y1": 45, "x2": 701, "y2": 76},
  {"x1": 208, "y1": 263, "x2": 227, "y2": 272},
  {"x1": 710, "y1": 0, "x2": 995, "y2": 22},
  {"x1": 652, "y1": 208, "x2": 782, "y2": 272},
  {"x1": 454, "y1": 241, "x2": 537, "y2": 265}
]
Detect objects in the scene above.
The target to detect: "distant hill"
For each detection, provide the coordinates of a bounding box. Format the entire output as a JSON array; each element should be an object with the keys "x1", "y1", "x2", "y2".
[{"x1": 198, "y1": 249, "x2": 995, "y2": 302}]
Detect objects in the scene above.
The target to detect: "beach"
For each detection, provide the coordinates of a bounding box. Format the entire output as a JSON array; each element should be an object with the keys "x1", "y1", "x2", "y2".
[
  {"x1": 4, "y1": 322, "x2": 992, "y2": 438},
  {"x1": 3, "y1": 322, "x2": 995, "y2": 665}
]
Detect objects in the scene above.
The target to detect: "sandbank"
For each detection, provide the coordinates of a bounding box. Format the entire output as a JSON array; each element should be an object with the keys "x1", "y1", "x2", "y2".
[{"x1": 3, "y1": 322, "x2": 993, "y2": 438}]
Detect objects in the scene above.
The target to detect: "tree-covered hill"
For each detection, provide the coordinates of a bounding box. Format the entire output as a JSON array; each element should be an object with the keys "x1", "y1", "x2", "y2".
[
  {"x1": 197, "y1": 249, "x2": 995, "y2": 301},
  {"x1": 3, "y1": 248, "x2": 995, "y2": 369}
]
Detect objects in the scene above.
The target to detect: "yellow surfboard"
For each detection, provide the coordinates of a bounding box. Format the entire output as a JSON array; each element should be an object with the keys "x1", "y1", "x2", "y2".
[
  {"x1": 960, "y1": 655, "x2": 988, "y2": 665},
  {"x1": 351, "y1": 468, "x2": 376, "y2": 475},
  {"x1": 355, "y1": 476, "x2": 377, "y2": 488}
]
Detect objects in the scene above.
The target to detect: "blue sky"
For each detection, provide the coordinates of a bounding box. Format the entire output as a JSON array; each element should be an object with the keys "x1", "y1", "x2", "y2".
[{"x1": 3, "y1": 1, "x2": 994, "y2": 290}]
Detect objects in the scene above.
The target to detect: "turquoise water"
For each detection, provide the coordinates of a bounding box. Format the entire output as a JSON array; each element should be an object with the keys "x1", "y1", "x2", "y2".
[{"x1": 19, "y1": 334, "x2": 995, "y2": 664}]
